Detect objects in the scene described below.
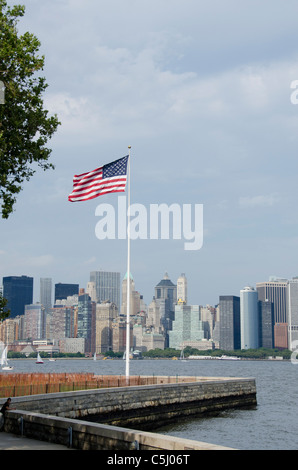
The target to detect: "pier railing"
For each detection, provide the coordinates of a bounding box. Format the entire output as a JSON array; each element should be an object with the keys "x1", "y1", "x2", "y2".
[{"x1": 0, "y1": 373, "x2": 217, "y2": 398}]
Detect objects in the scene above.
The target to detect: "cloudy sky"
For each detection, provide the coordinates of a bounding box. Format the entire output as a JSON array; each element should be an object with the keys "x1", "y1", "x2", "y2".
[{"x1": 1, "y1": 0, "x2": 298, "y2": 307}]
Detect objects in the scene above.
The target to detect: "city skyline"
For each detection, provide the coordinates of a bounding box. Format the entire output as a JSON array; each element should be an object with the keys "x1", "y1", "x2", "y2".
[
  {"x1": 1, "y1": 270, "x2": 295, "y2": 354},
  {"x1": 1, "y1": 1, "x2": 298, "y2": 309},
  {"x1": 2, "y1": 269, "x2": 297, "y2": 313}
]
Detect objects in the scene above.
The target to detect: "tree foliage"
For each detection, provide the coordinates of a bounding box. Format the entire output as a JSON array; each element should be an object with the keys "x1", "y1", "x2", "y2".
[
  {"x1": 0, "y1": 0, "x2": 60, "y2": 218},
  {"x1": 0, "y1": 293, "x2": 10, "y2": 321}
]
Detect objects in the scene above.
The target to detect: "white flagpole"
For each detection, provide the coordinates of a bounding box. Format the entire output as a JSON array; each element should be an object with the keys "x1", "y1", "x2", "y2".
[{"x1": 125, "y1": 145, "x2": 131, "y2": 380}]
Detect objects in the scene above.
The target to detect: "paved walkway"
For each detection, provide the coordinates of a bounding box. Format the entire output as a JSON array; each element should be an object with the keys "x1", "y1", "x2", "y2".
[{"x1": 0, "y1": 432, "x2": 73, "y2": 450}]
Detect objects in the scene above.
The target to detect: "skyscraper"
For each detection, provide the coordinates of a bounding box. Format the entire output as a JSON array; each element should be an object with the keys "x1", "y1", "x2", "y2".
[
  {"x1": 287, "y1": 279, "x2": 298, "y2": 350},
  {"x1": 54, "y1": 283, "x2": 79, "y2": 302},
  {"x1": 95, "y1": 301, "x2": 118, "y2": 353},
  {"x1": 90, "y1": 271, "x2": 120, "y2": 309},
  {"x1": 3, "y1": 276, "x2": 33, "y2": 318},
  {"x1": 258, "y1": 300, "x2": 274, "y2": 348},
  {"x1": 154, "y1": 273, "x2": 177, "y2": 346},
  {"x1": 256, "y1": 280, "x2": 287, "y2": 324},
  {"x1": 40, "y1": 278, "x2": 52, "y2": 314},
  {"x1": 219, "y1": 296, "x2": 240, "y2": 351},
  {"x1": 240, "y1": 287, "x2": 259, "y2": 349},
  {"x1": 24, "y1": 303, "x2": 45, "y2": 340},
  {"x1": 77, "y1": 293, "x2": 94, "y2": 354},
  {"x1": 169, "y1": 304, "x2": 204, "y2": 350},
  {"x1": 177, "y1": 273, "x2": 187, "y2": 304}
]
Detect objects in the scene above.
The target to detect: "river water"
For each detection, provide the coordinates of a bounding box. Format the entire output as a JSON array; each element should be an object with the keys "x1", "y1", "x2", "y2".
[{"x1": 2, "y1": 357, "x2": 297, "y2": 450}]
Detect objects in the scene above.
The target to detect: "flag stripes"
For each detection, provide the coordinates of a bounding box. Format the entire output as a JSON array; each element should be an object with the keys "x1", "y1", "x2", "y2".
[{"x1": 68, "y1": 155, "x2": 128, "y2": 202}]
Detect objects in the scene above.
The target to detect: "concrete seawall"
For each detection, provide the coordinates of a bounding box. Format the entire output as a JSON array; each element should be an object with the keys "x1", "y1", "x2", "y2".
[{"x1": 2, "y1": 375, "x2": 257, "y2": 450}]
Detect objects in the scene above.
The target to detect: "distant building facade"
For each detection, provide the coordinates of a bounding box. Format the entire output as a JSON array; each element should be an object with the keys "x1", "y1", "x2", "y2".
[
  {"x1": 40, "y1": 278, "x2": 52, "y2": 314},
  {"x1": 154, "y1": 273, "x2": 177, "y2": 346},
  {"x1": 219, "y1": 296, "x2": 240, "y2": 351},
  {"x1": 24, "y1": 303, "x2": 46, "y2": 341},
  {"x1": 258, "y1": 300, "x2": 274, "y2": 348},
  {"x1": 177, "y1": 273, "x2": 187, "y2": 304},
  {"x1": 90, "y1": 271, "x2": 120, "y2": 309},
  {"x1": 240, "y1": 287, "x2": 259, "y2": 349},
  {"x1": 54, "y1": 283, "x2": 79, "y2": 302},
  {"x1": 287, "y1": 279, "x2": 298, "y2": 350},
  {"x1": 169, "y1": 304, "x2": 204, "y2": 350},
  {"x1": 3, "y1": 275, "x2": 33, "y2": 318}
]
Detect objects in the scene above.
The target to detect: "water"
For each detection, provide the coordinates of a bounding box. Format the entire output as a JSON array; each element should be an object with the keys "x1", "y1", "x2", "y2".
[{"x1": 2, "y1": 358, "x2": 298, "y2": 450}]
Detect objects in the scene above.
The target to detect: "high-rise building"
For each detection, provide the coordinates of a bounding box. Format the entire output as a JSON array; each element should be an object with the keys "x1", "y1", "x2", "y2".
[
  {"x1": 77, "y1": 294, "x2": 94, "y2": 354},
  {"x1": 3, "y1": 276, "x2": 33, "y2": 318},
  {"x1": 219, "y1": 296, "x2": 240, "y2": 351},
  {"x1": 147, "y1": 298, "x2": 162, "y2": 334},
  {"x1": 258, "y1": 300, "x2": 274, "y2": 348},
  {"x1": 95, "y1": 301, "x2": 118, "y2": 353},
  {"x1": 177, "y1": 273, "x2": 187, "y2": 304},
  {"x1": 54, "y1": 283, "x2": 79, "y2": 302},
  {"x1": 120, "y1": 272, "x2": 144, "y2": 318},
  {"x1": 169, "y1": 304, "x2": 204, "y2": 350},
  {"x1": 256, "y1": 280, "x2": 288, "y2": 324},
  {"x1": 154, "y1": 273, "x2": 177, "y2": 346},
  {"x1": 40, "y1": 278, "x2": 52, "y2": 314},
  {"x1": 240, "y1": 287, "x2": 259, "y2": 349},
  {"x1": 155, "y1": 273, "x2": 177, "y2": 311},
  {"x1": 86, "y1": 282, "x2": 96, "y2": 302},
  {"x1": 24, "y1": 303, "x2": 46, "y2": 340},
  {"x1": 0, "y1": 318, "x2": 19, "y2": 345},
  {"x1": 287, "y1": 279, "x2": 298, "y2": 350},
  {"x1": 112, "y1": 317, "x2": 133, "y2": 353},
  {"x1": 47, "y1": 306, "x2": 75, "y2": 340},
  {"x1": 90, "y1": 271, "x2": 120, "y2": 309}
]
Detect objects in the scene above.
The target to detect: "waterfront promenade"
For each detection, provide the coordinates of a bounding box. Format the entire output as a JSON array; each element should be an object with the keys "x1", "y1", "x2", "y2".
[{"x1": 0, "y1": 432, "x2": 72, "y2": 450}]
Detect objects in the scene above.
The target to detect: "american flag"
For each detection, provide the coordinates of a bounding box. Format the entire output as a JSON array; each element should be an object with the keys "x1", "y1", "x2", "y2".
[{"x1": 68, "y1": 155, "x2": 129, "y2": 202}]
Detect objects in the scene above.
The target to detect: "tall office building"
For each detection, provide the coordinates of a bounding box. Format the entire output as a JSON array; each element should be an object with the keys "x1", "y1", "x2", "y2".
[
  {"x1": 147, "y1": 298, "x2": 162, "y2": 334},
  {"x1": 47, "y1": 306, "x2": 75, "y2": 340},
  {"x1": 86, "y1": 282, "x2": 96, "y2": 302},
  {"x1": 77, "y1": 293, "x2": 94, "y2": 354},
  {"x1": 54, "y1": 283, "x2": 79, "y2": 302},
  {"x1": 120, "y1": 272, "x2": 143, "y2": 318},
  {"x1": 154, "y1": 273, "x2": 177, "y2": 346},
  {"x1": 90, "y1": 271, "x2": 120, "y2": 309},
  {"x1": 155, "y1": 273, "x2": 177, "y2": 311},
  {"x1": 169, "y1": 304, "x2": 204, "y2": 350},
  {"x1": 287, "y1": 279, "x2": 298, "y2": 350},
  {"x1": 24, "y1": 303, "x2": 46, "y2": 340},
  {"x1": 95, "y1": 301, "x2": 118, "y2": 353},
  {"x1": 219, "y1": 296, "x2": 240, "y2": 351},
  {"x1": 177, "y1": 273, "x2": 187, "y2": 304},
  {"x1": 40, "y1": 278, "x2": 52, "y2": 314},
  {"x1": 3, "y1": 276, "x2": 33, "y2": 318},
  {"x1": 258, "y1": 300, "x2": 274, "y2": 348},
  {"x1": 256, "y1": 280, "x2": 288, "y2": 324},
  {"x1": 240, "y1": 287, "x2": 259, "y2": 349}
]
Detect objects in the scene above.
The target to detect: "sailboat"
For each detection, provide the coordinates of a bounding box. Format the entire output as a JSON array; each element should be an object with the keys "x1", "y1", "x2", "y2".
[
  {"x1": 36, "y1": 352, "x2": 44, "y2": 364},
  {"x1": 180, "y1": 348, "x2": 187, "y2": 362},
  {"x1": 1, "y1": 346, "x2": 13, "y2": 370}
]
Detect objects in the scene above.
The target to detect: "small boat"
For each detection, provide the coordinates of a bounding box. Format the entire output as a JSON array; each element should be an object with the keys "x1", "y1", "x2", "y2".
[
  {"x1": 180, "y1": 348, "x2": 187, "y2": 362},
  {"x1": 1, "y1": 346, "x2": 13, "y2": 370},
  {"x1": 218, "y1": 355, "x2": 241, "y2": 361},
  {"x1": 36, "y1": 352, "x2": 44, "y2": 364}
]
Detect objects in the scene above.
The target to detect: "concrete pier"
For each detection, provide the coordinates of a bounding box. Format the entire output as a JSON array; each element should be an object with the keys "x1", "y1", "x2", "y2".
[{"x1": 1, "y1": 375, "x2": 257, "y2": 450}]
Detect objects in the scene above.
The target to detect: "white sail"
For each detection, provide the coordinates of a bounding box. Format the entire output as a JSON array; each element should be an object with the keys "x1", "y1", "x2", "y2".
[
  {"x1": 1, "y1": 346, "x2": 8, "y2": 366},
  {"x1": 1, "y1": 346, "x2": 13, "y2": 370},
  {"x1": 36, "y1": 352, "x2": 44, "y2": 364}
]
